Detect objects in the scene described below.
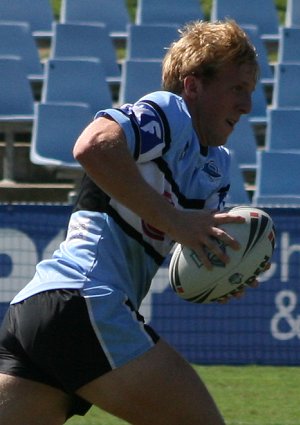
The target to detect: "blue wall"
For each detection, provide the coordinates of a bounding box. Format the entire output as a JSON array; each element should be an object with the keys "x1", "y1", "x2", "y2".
[{"x1": 1, "y1": 205, "x2": 300, "y2": 365}]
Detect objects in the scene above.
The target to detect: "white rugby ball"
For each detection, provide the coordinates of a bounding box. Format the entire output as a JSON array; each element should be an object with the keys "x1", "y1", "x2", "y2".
[{"x1": 169, "y1": 206, "x2": 275, "y2": 303}]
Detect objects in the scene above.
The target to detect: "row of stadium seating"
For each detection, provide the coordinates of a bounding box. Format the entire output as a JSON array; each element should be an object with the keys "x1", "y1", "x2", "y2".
[
  {"x1": 1, "y1": 0, "x2": 300, "y2": 206},
  {"x1": 1, "y1": 0, "x2": 299, "y2": 40}
]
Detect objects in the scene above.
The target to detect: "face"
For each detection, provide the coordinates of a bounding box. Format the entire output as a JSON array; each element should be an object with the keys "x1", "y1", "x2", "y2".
[{"x1": 184, "y1": 62, "x2": 256, "y2": 147}]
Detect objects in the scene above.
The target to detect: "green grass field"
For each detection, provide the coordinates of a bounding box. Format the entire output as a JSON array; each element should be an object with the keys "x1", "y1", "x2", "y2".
[{"x1": 65, "y1": 365, "x2": 300, "y2": 425}]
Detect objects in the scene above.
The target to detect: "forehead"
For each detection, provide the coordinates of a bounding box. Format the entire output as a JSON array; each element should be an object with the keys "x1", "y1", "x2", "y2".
[{"x1": 216, "y1": 62, "x2": 257, "y2": 90}]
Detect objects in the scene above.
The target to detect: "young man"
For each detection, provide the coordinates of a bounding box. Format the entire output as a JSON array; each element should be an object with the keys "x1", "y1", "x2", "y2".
[{"x1": 0, "y1": 20, "x2": 259, "y2": 425}]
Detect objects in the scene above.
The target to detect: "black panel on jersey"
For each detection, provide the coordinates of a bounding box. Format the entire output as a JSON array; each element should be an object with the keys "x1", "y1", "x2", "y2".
[
  {"x1": 153, "y1": 157, "x2": 206, "y2": 210},
  {"x1": 107, "y1": 205, "x2": 165, "y2": 266},
  {"x1": 73, "y1": 174, "x2": 110, "y2": 213}
]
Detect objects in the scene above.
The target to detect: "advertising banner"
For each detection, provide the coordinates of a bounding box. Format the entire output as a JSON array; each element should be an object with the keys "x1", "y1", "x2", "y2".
[{"x1": 1, "y1": 205, "x2": 299, "y2": 365}]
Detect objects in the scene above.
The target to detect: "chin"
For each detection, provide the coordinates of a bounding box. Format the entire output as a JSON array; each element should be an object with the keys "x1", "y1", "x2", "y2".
[
  {"x1": 209, "y1": 139, "x2": 227, "y2": 147},
  {"x1": 205, "y1": 130, "x2": 229, "y2": 147}
]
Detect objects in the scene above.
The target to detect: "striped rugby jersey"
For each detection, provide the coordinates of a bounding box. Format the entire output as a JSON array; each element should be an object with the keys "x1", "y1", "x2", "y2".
[{"x1": 12, "y1": 91, "x2": 231, "y2": 308}]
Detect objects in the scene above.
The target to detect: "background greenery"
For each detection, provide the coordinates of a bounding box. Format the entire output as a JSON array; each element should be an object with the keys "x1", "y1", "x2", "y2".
[
  {"x1": 48, "y1": 1, "x2": 296, "y2": 424},
  {"x1": 51, "y1": 0, "x2": 288, "y2": 23}
]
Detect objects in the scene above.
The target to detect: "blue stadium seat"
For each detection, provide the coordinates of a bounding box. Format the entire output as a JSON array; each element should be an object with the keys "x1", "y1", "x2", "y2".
[
  {"x1": 0, "y1": 22, "x2": 43, "y2": 83},
  {"x1": 226, "y1": 153, "x2": 250, "y2": 206},
  {"x1": 126, "y1": 24, "x2": 179, "y2": 60},
  {"x1": 136, "y1": 0, "x2": 204, "y2": 25},
  {"x1": 50, "y1": 22, "x2": 120, "y2": 83},
  {"x1": 252, "y1": 151, "x2": 300, "y2": 206},
  {"x1": 0, "y1": 56, "x2": 34, "y2": 117},
  {"x1": 226, "y1": 115, "x2": 257, "y2": 171},
  {"x1": 241, "y1": 24, "x2": 274, "y2": 86},
  {"x1": 30, "y1": 102, "x2": 93, "y2": 168},
  {"x1": 0, "y1": 56, "x2": 35, "y2": 181},
  {"x1": 0, "y1": 0, "x2": 54, "y2": 39},
  {"x1": 119, "y1": 59, "x2": 163, "y2": 105},
  {"x1": 60, "y1": 0, "x2": 130, "y2": 39},
  {"x1": 278, "y1": 26, "x2": 300, "y2": 63},
  {"x1": 211, "y1": 0, "x2": 280, "y2": 41},
  {"x1": 248, "y1": 80, "x2": 268, "y2": 125},
  {"x1": 265, "y1": 108, "x2": 300, "y2": 152},
  {"x1": 272, "y1": 62, "x2": 300, "y2": 108},
  {"x1": 285, "y1": 0, "x2": 300, "y2": 27},
  {"x1": 42, "y1": 58, "x2": 112, "y2": 116}
]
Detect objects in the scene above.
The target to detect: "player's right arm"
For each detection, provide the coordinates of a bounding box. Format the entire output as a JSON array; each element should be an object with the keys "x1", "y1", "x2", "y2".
[{"x1": 73, "y1": 116, "x2": 243, "y2": 268}]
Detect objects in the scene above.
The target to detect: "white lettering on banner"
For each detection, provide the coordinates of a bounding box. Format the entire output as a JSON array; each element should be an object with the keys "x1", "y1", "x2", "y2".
[
  {"x1": 0, "y1": 229, "x2": 37, "y2": 302},
  {"x1": 281, "y1": 232, "x2": 300, "y2": 282},
  {"x1": 0, "y1": 229, "x2": 65, "y2": 302},
  {"x1": 271, "y1": 290, "x2": 300, "y2": 340}
]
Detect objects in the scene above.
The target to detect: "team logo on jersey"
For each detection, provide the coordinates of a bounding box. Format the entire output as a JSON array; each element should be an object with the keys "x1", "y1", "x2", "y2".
[
  {"x1": 134, "y1": 104, "x2": 164, "y2": 154},
  {"x1": 141, "y1": 119, "x2": 162, "y2": 139},
  {"x1": 202, "y1": 160, "x2": 221, "y2": 180}
]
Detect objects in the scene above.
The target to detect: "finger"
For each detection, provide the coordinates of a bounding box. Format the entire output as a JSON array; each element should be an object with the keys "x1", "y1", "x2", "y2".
[
  {"x1": 212, "y1": 228, "x2": 241, "y2": 251},
  {"x1": 213, "y1": 213, "x2": 245, "y2": 224},
  {"x1": 192, "y1": 245, "x2": 212, "y2": 270},
  {"x1": 205, "y1": 237, "x2": 230, "y2": 265},
  {"x1": 217, "y1": 288, "x2": 245, "y2": 304},
  {"x1": 263, "y1": 262, "x2": 271, "y2": 272},
  {"x1": 217, "y1": 295, "x2": 231, "y2": 304},
  {"x1": 248, "y1": 279, "x2": 259, "y2": 288},
  {"x1": 231, "y1": 289, "x2": 245, "y2": 299}
]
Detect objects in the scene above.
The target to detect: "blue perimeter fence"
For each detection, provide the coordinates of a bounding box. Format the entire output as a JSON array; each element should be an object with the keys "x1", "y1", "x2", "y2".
[{"x1": 0, "y1": 204, "x2": 300, "y2": 365}]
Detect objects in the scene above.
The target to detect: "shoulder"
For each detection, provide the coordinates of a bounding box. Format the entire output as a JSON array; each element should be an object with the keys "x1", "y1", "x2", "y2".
[
  {"x1": 138, "y1": 91, "x2": 189, "y2": 118},
  {"x1": 137, "y1": 91, "x2": 193, "y2": 144}
]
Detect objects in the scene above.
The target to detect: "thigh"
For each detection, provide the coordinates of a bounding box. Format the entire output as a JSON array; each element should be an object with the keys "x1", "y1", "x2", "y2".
[
  {"x1": 0, "y1": 373, "x2": 70, "y2": 425},
  {"x1": 77, "y1": 339, "x2": 226, "y2": 425},
  {"x1": 0, "y1": 291, "x2": 94, "y2": 418}
]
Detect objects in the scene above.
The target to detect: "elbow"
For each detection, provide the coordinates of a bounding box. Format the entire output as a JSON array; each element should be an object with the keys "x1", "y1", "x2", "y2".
[
  {"x1": 73, "y1": 138, "x2": 85, "y2": 164},
  {"x1": 73, "y1": 133, "x2": 95, "y2": 166},
  {"x1": 73, "y1": 116, "x2": 124, "y2": 167},
  {"x1": 73, "y1": 116, "x2": 108, "y2": 165}
]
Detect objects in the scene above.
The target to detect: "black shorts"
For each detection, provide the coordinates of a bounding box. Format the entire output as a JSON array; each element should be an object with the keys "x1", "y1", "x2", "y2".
[{"x1": 0, "y1": 288, "x2": 155, "y2": 418}]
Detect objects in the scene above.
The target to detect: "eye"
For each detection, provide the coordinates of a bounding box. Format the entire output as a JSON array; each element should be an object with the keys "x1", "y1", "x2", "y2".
[
  {"x1": 232, "y1": 85, "x2": 244, "y2": 93},
  {"x1": 232, "y1": 84, "x2": 255, "y2": 97}
]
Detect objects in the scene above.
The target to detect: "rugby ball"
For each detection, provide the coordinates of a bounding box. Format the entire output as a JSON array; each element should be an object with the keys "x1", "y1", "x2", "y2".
[{"x1": 169, "y1": 206, "x2": 275, "y2": 303}]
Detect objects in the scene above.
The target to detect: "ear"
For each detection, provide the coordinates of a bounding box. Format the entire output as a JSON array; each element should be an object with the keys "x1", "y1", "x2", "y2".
[{"x1": 183, "y1": 75, "x2": 203, "y2": 99}]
